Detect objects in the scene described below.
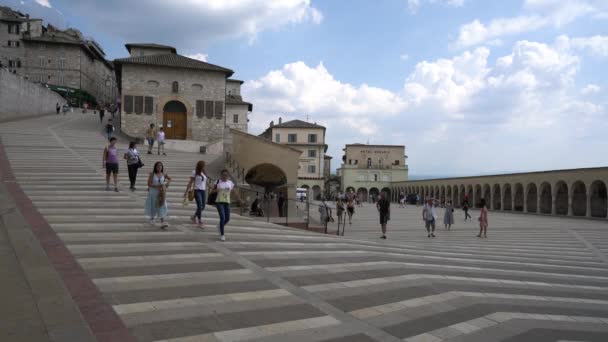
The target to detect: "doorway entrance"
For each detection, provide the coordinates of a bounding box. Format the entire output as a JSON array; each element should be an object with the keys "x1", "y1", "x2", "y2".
[{"x1": 162, "y1": 101, "x2": 187, "y2": 140}]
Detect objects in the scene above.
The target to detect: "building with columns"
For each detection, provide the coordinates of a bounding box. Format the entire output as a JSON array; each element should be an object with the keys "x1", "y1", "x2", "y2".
[
  {"x1": 114, "y1": 43, "x2": 252, "y2": 142},
  {"x1": 259, "y1": 118, "x2": 328, "y2": 199}
]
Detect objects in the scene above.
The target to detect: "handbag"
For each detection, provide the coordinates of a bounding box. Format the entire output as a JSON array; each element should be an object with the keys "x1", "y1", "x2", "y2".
[
  {"x1": 136, "y1": 156, "x2": 144, "y2": 169},
  {"x1": 187, "y1": 189, "x2": 195, "y2": 202},
  {"x1": 207, "y1": 180, "x2": 220, "y2": 205}
]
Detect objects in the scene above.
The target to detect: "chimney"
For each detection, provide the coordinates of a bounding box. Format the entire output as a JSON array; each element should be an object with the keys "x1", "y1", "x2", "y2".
[
  {"x1": 270, "y1": 120, "x2": 274, "y2": 127},
  {"x1": 278, "y1": 117, "x2": 282, "y2": 124}
]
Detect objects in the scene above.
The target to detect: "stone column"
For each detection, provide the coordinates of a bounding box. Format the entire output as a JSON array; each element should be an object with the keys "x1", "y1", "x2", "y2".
[
  {"x1": 567, "y1": 198, "x2": 573, "y2": 216},
  {"x1": 537, "y1": 196, "x2": 541, "y2": 215},
  {"x1": 586, "y1": 194, "x2": 592, "y2": 218},
  {"x1": 523, "y1": 194, "x2": 528, "y2": 213}
]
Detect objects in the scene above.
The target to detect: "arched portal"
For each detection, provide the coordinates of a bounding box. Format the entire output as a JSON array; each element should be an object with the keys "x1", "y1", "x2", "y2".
[
  {"x1": 555, "y1": 181, "x2": 568, "y2": 215},
  {"x1": 301, "y1": 184, "x2": 310, "y2": 189},
  {"x1": 514, "y1": 183, "x2": 524, "y2": 211},
  {"x1": 446, "y1": 187, "x2": 452, "y2": 205},
  {"x1": 369, "y1": 187, "x2": 380, "y2": 202},
  {"x1": 245, "y1": 163, "x2": 287, "y2": 190},
  {"x1": 474, "y1": 185, "x2": 482, "y2": 208},
  {"x1": 381, "y1": 187, "x2": 391, "y2": 200},
  {"x1": 453, "y1": 185, "x2": 459, "y2": 207},
  {"x1": 466, "y1": 185, "x2": 473, "y2": 206},
  {"x1": 590, "y1": 181, "x2": 607, "y2": 218},
  {"x1": 357, "y1": 187, "x2": 368, "y2": 202},
  {"x1": 571, "y1": 181, "x2": 587, "y2": 216},
  {"x1": 459, "y1": 185, "x2": 466, "y2": 206},
  {"x1": 162, "y1": 100, "x2": 188, "y2": 139},
  {"x1": 346, "y1": 186, "x2": 355, "y2": 193},
  {"x1": 483, "y1": 184, "x2": 491, "y2": 207},
  {"x1": 503, "y1": 184, "x2": 512, "y2": 211},
  {"x1": 526, "y1": 183, "x2": 538, "y2": 213},
  {"x1": 539, "y1": 182, "x2": 552, "y2": 214},
  {"x1": 492, "y1": 184, "x2": 501, "y2": 210}
]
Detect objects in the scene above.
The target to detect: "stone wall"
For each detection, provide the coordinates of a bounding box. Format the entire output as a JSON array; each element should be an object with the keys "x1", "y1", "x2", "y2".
[
  {"x1": 0, "y1": 68, "x2": 66, "y2": 121},
  {"x1": 120, "y1": 64, "x2": 226, "y2": 142}
]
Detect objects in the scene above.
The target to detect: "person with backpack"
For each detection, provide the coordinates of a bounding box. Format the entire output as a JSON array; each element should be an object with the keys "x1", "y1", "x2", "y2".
[
  {"x1": 102, "y1": 137, "x2": 120, "y2": 192},
  {"x1": 104, "y1": 119, "x2": 115, "y2": 141},
  {"x1": 124, "y1": 141, "x2": 141, "y2": 191},
  {"x1": 145, "y1": 162, "x2": 171, "y2": 229},
  {"x1": 184, "y1": 161, "x2": 207, "y2": 229}
]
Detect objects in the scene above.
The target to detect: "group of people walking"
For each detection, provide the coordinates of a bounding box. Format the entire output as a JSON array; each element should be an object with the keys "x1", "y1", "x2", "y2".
[{"x1": 101, "y1": 138, "x2": 239, "y2": 241}]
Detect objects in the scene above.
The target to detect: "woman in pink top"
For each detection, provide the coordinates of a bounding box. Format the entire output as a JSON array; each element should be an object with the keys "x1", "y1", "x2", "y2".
[{"x1": 477, "y1": 198, "x2": 488, "y2": 238}]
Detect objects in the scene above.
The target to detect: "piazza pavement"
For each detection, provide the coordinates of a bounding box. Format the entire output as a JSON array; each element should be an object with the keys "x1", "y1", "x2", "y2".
[{"x1": 1, "y1": 113, "x2": 608, "y2": 342}]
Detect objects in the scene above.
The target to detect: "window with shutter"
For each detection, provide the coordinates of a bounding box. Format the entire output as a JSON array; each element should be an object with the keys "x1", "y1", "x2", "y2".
[
  {"x1": 134, "y1": 96, "x2": 143, "y2": 114},
  {"x1": 205, "y1": 101, "x2": 214, "y2": 119},
  {"x1": 124, "y1": 95, "x2": 134, "y2": 114},
  {"x1": 214, "y1": 101, "x2": 223, "y2": 119},
  {"x1": 196, "y1": 100, "x2": 204, "y2": 118},
  {"x1": 144, "y1": 96, "x2": 153, "y2": 114}
]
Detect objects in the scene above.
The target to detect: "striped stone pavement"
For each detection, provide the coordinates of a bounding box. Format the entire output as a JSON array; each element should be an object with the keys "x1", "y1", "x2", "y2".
[{"x1": 1, "y1": 114, "x2": 608, "y2": 342}]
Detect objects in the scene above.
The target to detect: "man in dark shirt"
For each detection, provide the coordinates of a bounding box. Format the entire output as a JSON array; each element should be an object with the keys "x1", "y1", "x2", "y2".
[{"x1": 376, "y1": 191, "x2": 390, "y2": 239}]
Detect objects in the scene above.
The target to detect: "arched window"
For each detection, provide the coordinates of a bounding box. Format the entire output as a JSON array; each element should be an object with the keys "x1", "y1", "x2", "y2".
[
  {"x1": 172, "y1": 81, "x2": 179, "y2": 93},
  {"x1": 367, "y1": 158, "x2": 372, "y2": 168}
]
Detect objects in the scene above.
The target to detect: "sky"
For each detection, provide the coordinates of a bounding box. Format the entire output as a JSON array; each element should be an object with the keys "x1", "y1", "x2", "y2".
[{"x1": 4, "y1": 0, "x2": 608, "y2": 177}]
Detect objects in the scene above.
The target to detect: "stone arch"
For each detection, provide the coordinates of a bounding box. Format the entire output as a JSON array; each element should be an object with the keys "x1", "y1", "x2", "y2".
[
  {"x1": 346, "y1": 186, "x2": 355, "y2": 193},
  {"x1": 571, "y1": 181, "x2": 587, "y2": 216},
  {"x1": 301, "y1": 184, "x2": 310, "y2": 189},
  {"x1": 539, "y1": 182, "x2": 552, "y2": 214},
  {"x1": 466, "y1": 185, "x2": 473, "y2": 205},
  {"x1": 514, "y1": 183, "x2": 524, "y2": 211},
  {"x1": 357, "y1": 187, "x2": 368, "y2": 202},
  {"x1": 381, "y1": 187, "x2": 391, "y2": 200},
  {"x1": 245, "y1": 163, "x2": 287, "y2": 190},
  {"x1": 435, "y1": 186, "x2": 440, "y2": 199},
  {"x1": 526, "y1": 183, "x2": 538, "y2": 213},
  {"x1": 555, "y1": 181, "x2": 568, "y2": 215},
  {"x1": 459, "y1": 185, "x2": 466, "y2": 206},
  {"x1": 474, "y1": 184, "x2": 482, "y2": 208},
  {"x1": 369, "y1": 187, "x2": 380, "y2": 201},
  {"x1": 162, "y1": 100, "x2": 188, "y2": 140},
  {"x1": 483, "y1": 184, "x2": 491, "y2": 204},
  {"x1": 503, "y1": 184, "x2": 512, "y2": 211},
  {"x1": 446, "y1": 186, "x2": 452, "y2": 205},
  {"x1": 492, "y1": 184, "x2": 501, "y2": 210},
  {"x1": 453, "y1": 185, "x2": 459, "y2": 207},
  {"x1": 312, "y1": 185, "x2": 322, "y2": 201},
  {"x1": 590, "y1": 180, "x2": 607, "y2": 218}
]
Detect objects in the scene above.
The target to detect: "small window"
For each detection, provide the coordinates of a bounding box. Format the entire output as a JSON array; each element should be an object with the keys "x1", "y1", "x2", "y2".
[
  {"x1": 47, "y1": 75, "x2": 51, "y2": 81},
  {"x1": 348, "y1": 159, "x2": 352, "y2": 165},
  {"x1": 48, "y1": 58, "x2": 52, "y2": 65},
  {"x1": 374, "y1": 174, "x2": 378, "y2": 182},
  {"x1": 308, "y1": 165, "x2": 316, "y2": 173},
  {"x1": 124, "y1": 95, "x2": 134, "y2": 114},
  {"x1": 308, "y1": 150, "x2": 317, "y2": 158},
  {"x1": 394, "y1": 160, "x2": 399, "y2": 165},
  {"x1": 214, "y1": 101, "x2": 223, "y2": 119},
  {"x1": 172, "y1": 81, "x2": 179, "y2": 93},
  {"x1": 16, "y1": 60, "x2": 21, "y2": 68},
  {"x1": 379, "y1": 159, "x2": 383, "y2": 166},
  {"x1": 144, "y1": 96, "x2": 154, "y2": 114},
  {"x1": 308, "y1": 134, "x2": 317, "y2": 143},
  {"x1": 288, "y1": 134, "x2": 297, "y2": 143},
  {"x1": 367, "y1": 158, "x2": 372, "y2": 168},
  {"x1": 354, "y1": 160, "x2": 358, "y2": 165},
  {"x1": 205, "y1": 101, "x2": 214, "y2": 119},
  {"x1": 275, "y1": 133, "x2": 280, "y2": 142},
  {"x1": 233, "y1": 114, "x2": 239, "y2": 123}
]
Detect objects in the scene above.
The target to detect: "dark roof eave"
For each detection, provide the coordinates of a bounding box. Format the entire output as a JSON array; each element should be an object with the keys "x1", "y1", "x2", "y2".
[{"x1": 114, "y1": 59, "x2": 233, "y2": 77}]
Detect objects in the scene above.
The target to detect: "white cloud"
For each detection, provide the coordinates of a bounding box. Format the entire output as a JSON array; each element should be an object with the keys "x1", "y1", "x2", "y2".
[
  {"x1": 35, "y1": 0, "x2": 51, "y2": 7},
  {"x1": 558, "y1": 35, "x2": 608, "y2": 57},
  {"x1": 400, "y1": 54, "x2": 409, "y2": 61},
  {"x1": 454, "y1": 0, "x2": 607, "y2": 48},
  {"x1": 407, "y1": 0, "x2": 464, "y2": 13},
  {"x1": 581, "y1": 84, "x2": 600, "y2": 95},
  {"x1": 185, "y1": 53, "x2": 208, "y2": 62}
]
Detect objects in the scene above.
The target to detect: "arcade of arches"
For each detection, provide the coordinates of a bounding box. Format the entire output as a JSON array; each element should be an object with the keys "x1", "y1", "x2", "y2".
[{"x1": 389, "y1": 168, "x2": 608, "y2": 219}]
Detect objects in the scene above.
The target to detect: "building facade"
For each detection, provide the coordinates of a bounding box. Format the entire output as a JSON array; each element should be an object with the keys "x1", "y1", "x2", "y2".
[
  {"x1": 260, "y1": 119, "x2": 328, "y2": 199},
  {"x1": 114, "y1": 44, "x2": 252, "y2": 142},
  {"x1": 338, "y1": 144, "x2": 409, "y2": 201},
  {"x1": 0, "y1": 6, "x2": 116, "y2": 105}
]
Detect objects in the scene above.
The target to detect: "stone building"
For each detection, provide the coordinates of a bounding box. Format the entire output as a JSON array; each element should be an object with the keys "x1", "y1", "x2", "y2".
[
  {"x1": 0, "y1": 6, "x2": 116, "y2": 105},
  {"x1": 114, "y1": 43, "x2": 252, "y2": 142},
  {"x1": 260, "y1": 118, "x2": 328, "y2": 199},
  {"x1": 337, "y1": 144, "x2": 409, "y2": 201}
]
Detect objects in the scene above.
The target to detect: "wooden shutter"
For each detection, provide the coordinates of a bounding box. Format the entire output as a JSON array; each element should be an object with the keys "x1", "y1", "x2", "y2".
[
  {"x1": 205, "y1": 101, "x2": 214, "y2": 119},
  {"x1": 134, "y1": 96, "x2": 143, "y2": 114},
  {"x1": 214, "y1": 101, "x2": 223, "y2": 119},
  {"x1": 196, "y1": 100, "x2": 204, "y2": 118},
  {"x1": 124, "y1": 95, "x2": 133, "y2": 114},
  {"x1": 144, "y1": 96, "x2": 153, "y2": 114}
]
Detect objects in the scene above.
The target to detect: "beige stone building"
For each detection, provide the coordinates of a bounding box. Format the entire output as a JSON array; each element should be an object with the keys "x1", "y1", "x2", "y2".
[
  {"x1": 0, "y1": 6, "x2": 117, "y2": 105},
  {"x1": 114, "y1": 44, "x2": 252, "y2": 142},
  {"x1": 338, "y1": 144, "x2": 409, "y2": 201},
  {"x1": 260, "y1": 119, "x2": 328, "y2": 199}
]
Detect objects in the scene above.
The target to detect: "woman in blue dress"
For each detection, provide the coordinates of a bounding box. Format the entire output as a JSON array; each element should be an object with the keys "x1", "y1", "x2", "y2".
[{"x1": 145, "y1": 161, "x2": 172, "y2": 229}]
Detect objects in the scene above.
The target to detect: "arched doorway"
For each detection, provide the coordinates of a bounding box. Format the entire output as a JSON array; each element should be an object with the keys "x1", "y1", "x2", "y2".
[
  {"x1": 539, "y1": 182, "x2": 552, "y2": 214},
  {"x1": 357, "y1": 187, "x2": 368, "y2": 202},
  {"x1": 312, "y1": 185, "x2": 322, "y2": 200},
  {"x1": 483, "y1": 184, "x2": 491, "y2": 207},
  {"x1": 163, "y1": 101, "x2": 188, "y2": 140},
  {"x1": 514, "y1": 183, "x2": 524, "y2": 211},
  {"x1": 453, "y1": 185, "x2": 459, "y2": 207},
  {"x1": 466, "y1": 185, "x2": 473, "y2": 205},
  {"x1": 555, "y1": 181, "x2": 568, "y2": 215},
  {"x1": 381, "y1": 187, "x2": 391, "y2": 200},
  {"x1": 346, "y1": 186, "x2": 355, "y2": 193},
  {"x1": 459, "y1": 185, "x2": 466, "y2": 206},
  {"x1": 474, "y1": 185, "x2": 482, "y2": 208},
  {"x1": 369, "y1": 188, "x2": 380, "y2": 202},
  {"x1": 571, "y1": 181, "x2": 587, "y2": 216},
  {"x1": 590, "y1": 181, "x2": 607, "y2": 218},
  {"x1": 492, "y1": 184, "x2": 501, "y2": 210},
  {"x1": 245, "y1": 163, "x2": 287, "y2": 190},
  {"x1": 526, "y1": 183, "x2": 538, "y2": 213},
  {"x1": 503, "y1": 184, "x2": 512, "y2": 211},
  {"x1": 446, "y1": 186, "x2": 452, "y2": 205}
]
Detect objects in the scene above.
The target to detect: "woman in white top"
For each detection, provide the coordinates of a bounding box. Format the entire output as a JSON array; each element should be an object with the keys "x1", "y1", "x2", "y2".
[
  {"x1": 210, "y1": 169, "x2": 240, "y2": 241},
  {"x1": 124, "y1": 141, "x2": 140, "y2": 191},
  {"x1": 185, "y1": 160, "x2": 207, "y2": 228},
  {"x1": 157, "y1": 128, "x2": 166, "y2": 155}
]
